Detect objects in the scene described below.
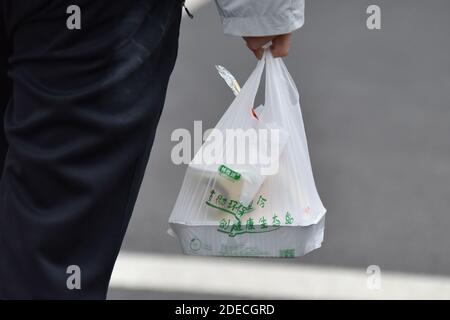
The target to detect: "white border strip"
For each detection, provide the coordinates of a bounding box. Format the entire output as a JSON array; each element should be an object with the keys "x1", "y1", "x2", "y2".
[{"x1": 111, "y1": 252, "x2": 450, "y2": 299}]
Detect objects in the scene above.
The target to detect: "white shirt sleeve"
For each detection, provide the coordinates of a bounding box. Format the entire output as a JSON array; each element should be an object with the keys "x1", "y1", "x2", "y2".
[{"x1": 214, "y1": 0, "x2": 305, "y2": 37}]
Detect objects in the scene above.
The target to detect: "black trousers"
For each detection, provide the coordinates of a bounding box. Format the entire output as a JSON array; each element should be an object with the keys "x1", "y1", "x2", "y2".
[{"x1": 0, "y1": 0, "x2": 181, "y2": 299}]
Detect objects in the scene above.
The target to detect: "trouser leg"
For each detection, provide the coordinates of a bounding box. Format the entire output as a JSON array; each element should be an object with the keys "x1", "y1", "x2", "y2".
[
  {"x1": 0, "y1": 0, "x2": 181, "y2": 299},
  {"x1": 0, "y1": 6, "x2": 11, "y2": 177}
]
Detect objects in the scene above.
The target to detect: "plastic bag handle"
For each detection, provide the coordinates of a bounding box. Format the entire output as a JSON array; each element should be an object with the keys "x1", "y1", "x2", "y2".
[
  {"x1": 234, "y1": 50, "x2": 298, "y2": 122},
  {"x1": 231, "y1": 51, "x2": 266, "y2": 120},
  {"x1": 265, "y1": 50, "x2": 300, "y2": 102}
]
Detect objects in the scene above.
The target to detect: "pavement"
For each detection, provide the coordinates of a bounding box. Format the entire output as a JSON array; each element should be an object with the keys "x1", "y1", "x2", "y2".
[{"x1": 108, "y1": 0, "x2": 450, "y2": 299}]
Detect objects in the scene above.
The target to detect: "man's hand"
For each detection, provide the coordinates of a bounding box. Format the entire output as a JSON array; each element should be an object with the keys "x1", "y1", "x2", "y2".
[{"x1": 244, "y1": 33, "x2": 292, "y2": 59}]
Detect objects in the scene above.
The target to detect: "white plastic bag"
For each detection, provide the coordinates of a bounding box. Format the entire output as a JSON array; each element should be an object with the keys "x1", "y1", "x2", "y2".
[{"x1": 169, "y1": 51, "x2": 326, "y2": 257}]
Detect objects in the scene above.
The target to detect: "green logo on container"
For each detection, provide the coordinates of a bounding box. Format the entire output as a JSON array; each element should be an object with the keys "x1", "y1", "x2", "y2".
[{"x1": 218, "y1": 165, "x2": 241, "y2": 181}]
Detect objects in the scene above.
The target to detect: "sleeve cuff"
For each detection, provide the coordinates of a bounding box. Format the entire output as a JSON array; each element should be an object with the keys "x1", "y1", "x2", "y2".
[{"x1": 221, "y1": 8, "x2": 305, "y2": 37}]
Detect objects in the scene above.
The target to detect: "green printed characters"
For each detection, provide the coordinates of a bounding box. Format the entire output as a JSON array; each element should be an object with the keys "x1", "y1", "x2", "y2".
[
  {"x1": 227, "y1": 200, "x2": 239, "y2": 212},
  {"x1": 285, "y1": 212, "x2": 294, "y2": 225},
  {"x1": 256, "y1": 195, "x2": 267, "y2": 208},
  {"x1": 272, "y1": 214, "x2": 281, "y2": 227},
  {"x1": 279, "y1": 249, "x2": 296, "y2": 258},
  {"x1": 207, "y1": 189, "x2": 216, "y2": 202},
  {"x1": 259, "y1": 216, "x2": 268, "y2": 229},
  {"x1": 219, "y1": 218, "x2": 231, "y2": 231},
  {"x1": 246, "y1": 217, "x2": 255, "y2": 231},
  {"x1": 230, "y1": 220, "x2": 242, "y2": 233},
  {"x1": 216, "y1": 194, "x2": 227, "y2": 206}
]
